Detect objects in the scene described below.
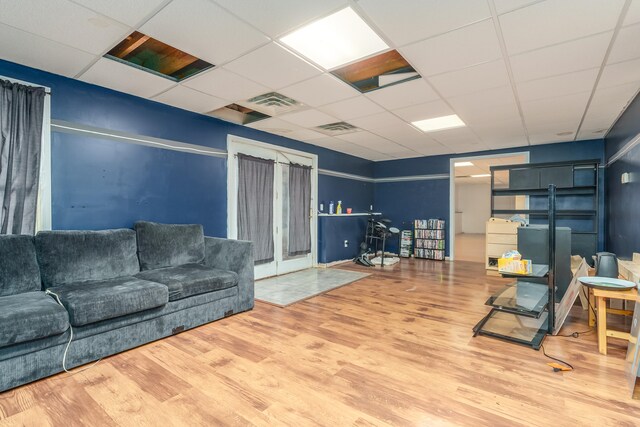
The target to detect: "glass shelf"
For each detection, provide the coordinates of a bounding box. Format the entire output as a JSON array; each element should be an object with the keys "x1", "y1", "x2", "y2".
[
  {"x1": 485, "y1": 281, "x2": 549, "y2": 318},
  {"x1": 500, "y1": 264, "x2": 549, "y2": 279},
  {"x1": 474, "y1": 310, "x2": 548, "y2": 349}
]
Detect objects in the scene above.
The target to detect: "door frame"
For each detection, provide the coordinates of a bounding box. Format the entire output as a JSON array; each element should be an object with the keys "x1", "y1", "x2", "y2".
[
  {"x1": 448, "y1": 151, "x2": 530, "y2": 261},
  {"x1": 227, "y1": 135, "x2": 318, "y2": 277}
]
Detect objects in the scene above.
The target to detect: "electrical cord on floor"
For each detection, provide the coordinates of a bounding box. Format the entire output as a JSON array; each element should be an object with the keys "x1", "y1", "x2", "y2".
[
  {"x1": 46, "y1": 289, "x2": 102, "y2": 374},
  {"x1": 541, "y1": 344, "x2": 574, "y2": 372}
]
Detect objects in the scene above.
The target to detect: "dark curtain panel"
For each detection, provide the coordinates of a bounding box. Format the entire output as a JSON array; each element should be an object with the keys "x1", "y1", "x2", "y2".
[
  {"x1": 237, "y1": 153, "x2": 275, "y2": 264},
  {"x1": 288, "y1": 163, "x2": 311, "y2": 256},
  {"x1": 0, "y1": 79, "x2": 45, "y2": 235}
]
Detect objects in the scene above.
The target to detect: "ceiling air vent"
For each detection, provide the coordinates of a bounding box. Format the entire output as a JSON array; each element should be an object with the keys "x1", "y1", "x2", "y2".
[
  {"x1": 316, "y1": 121, "x2": 359, "y2": 136},
  {"x1": 240, "y1": 92, "x2": 303, "y2": 116}
]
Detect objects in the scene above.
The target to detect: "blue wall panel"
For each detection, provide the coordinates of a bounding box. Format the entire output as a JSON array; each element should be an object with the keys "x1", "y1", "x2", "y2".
[
  {"x1": 374, "y1": 179, "x2": 450, "y2": 255},
  {"x1": 318, "y1": 175, "x2": 373, "y2": 213},
  {"x1": 318, "y1": 216, "x2": 369, "y2": 263},
  {"x1": 604, "y1": 92, "x2": 640, "y2": 259},
  {"x1": 52, "y1": 132, "x2": 227, "y2": 237}
]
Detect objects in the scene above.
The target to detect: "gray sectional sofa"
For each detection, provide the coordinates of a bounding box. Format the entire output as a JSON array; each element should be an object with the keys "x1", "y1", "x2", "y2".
[{"x1": 0, "y1": 221, "x2": 254, "y2": 392}]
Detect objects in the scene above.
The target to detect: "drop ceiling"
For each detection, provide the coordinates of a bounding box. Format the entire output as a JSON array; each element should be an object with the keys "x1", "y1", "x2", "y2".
[{"x1": 1, "y1": 0, "x2": 639, "y2": 161}]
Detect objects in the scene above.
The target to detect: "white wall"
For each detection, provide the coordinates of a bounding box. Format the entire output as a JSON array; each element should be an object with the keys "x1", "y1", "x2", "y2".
[{"x1": 455, "y1": 183, "x2": 491, "y2": 234}]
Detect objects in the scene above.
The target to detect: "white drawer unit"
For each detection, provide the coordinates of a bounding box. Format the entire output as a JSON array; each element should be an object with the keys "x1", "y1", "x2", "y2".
[{"x1": 485, "y1": 218, "x2": 520, "y2": 270}]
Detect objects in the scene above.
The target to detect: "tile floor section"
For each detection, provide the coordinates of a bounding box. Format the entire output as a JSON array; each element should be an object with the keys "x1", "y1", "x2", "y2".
[{"x1": 255, "y1": 268, "x2": 370, "y2": 306}]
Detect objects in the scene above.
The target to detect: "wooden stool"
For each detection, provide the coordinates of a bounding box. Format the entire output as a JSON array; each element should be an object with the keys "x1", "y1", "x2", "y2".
[{"x1": 588, "y1": 287, "x2": 638, "y2": 355}]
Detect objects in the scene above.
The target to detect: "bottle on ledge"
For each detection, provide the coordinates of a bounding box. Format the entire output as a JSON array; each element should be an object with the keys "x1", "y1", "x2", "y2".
[
  {"x1": 336, "y1": 200, "x2": 342, "y2": 214},
  {"x1": 329, "y1": 200, "x2": 334, "y2": 215}
]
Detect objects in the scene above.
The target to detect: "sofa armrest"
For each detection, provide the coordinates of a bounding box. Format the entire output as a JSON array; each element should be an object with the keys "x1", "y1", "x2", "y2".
[{"x1": 204, "y1": 237, "x2": 254, "y2": 312}]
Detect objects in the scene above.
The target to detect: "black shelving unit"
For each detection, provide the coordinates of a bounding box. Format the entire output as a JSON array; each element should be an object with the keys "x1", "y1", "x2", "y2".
[
  {"x1": 490, "y1": 159, "x2": 599, "y2": 260},
  {"x1": 473, "y1": 185, "x2": 559, "y2": 350},
  {"x1": 414, "y1": 219, "x2": 445, "y2": 260}
]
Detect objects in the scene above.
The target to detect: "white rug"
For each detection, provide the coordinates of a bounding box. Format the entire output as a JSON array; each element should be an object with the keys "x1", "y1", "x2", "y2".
[
  {"x1": 370, "y1": 256, "x2": 400, "y2": 266},
  {"x1": 255, "y1": 268, "x2": 370, "y2": 307}
]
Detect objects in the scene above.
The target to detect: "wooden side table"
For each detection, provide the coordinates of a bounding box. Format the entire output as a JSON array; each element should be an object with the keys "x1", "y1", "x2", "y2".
[{"x1": 588, "y1": 287, "x2": 638, "y2": 355}]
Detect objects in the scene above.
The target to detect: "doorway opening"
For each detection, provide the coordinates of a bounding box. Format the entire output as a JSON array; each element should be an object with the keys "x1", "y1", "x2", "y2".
[
  {"x1": 449, "y1": 152, "x2": 529, "y2": 263},
  {"x1": 227, "y1": 135, "x2": 318, "y2": 280}
]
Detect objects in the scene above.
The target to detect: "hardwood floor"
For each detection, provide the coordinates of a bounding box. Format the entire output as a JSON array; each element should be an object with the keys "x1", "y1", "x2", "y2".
[{"x1": 2, "y1": 259, "x2": 640, "y2": 426}]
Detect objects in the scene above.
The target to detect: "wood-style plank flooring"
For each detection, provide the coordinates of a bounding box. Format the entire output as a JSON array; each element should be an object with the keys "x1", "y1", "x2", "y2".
[{"x1": 1, "y1": 259, "x2": 640, "y2": 426}]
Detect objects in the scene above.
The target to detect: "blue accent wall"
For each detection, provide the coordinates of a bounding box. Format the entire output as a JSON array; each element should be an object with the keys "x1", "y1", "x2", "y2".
[
  {"x1": 373, "y1": 140, "x2": 606, "y2": 256},
  {"x1": 604, "y1": 92, "x2": 640, "y2": 259},
  {"x1": 0, "y1": 59, "x2": 374, "y2": 263}
]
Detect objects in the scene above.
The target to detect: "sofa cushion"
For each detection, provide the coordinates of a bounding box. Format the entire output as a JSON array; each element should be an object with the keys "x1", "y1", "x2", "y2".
[
  {"x1": 0, "y1": 235, "x2": 41, "y2": 297},
  {"x1": 134, "y1": 221, "x2": 205, "y2": 271},
  {"x1": 36, "y1": 229, "x2": 140, "y2": 288},
  {"x1": 47, "y1": 277, "x2": 169, "y2": 326},
  {"x1": 135, "y1": 263, "x2": 238, "y2": 301},
  {"x1": 0, "y1": 292, "x2": 69, "y2": 348}
]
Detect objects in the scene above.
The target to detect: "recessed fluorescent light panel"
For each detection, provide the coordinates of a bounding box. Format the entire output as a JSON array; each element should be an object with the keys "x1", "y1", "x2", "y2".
[
  {"x1": 412, "y1": 115, "x2": 466, "y2": 133},
  {"x1": 105, "y1": 31, "x2": 213, "y2": 81},
  {"x1": 280, "y1": 7, "x2": 389, "y2": 70},
  {"x1": 454, "y1": 161, "x2": 474, "y2": 167},
  {"x1": 207, "y1": 104, "x2": 270, "y2": 125},
  {"x1": 471, "y1": 174, "x2": 491, "y2": 178},
  {"x1": 331, "y1": 50, "x2": 420, "y2": 93}
]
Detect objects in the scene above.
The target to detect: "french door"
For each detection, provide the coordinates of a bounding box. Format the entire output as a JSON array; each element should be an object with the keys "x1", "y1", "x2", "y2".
[{"x1": 227, "y1": 136, "x2": 317, "y2": 279}]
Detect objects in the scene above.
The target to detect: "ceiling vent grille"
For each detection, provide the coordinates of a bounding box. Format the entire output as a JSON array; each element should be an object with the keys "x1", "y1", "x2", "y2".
[
  {"x1": 241, "y1": 92, "x2": 303, "y2": 116},
  {"x1": 316, "y1": 121, "x2": 359, "y2": 136}
]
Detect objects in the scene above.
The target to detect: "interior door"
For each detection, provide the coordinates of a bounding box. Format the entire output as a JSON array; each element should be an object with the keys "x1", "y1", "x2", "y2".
[{"x1": 228, "y1": 138, "x2": 316, "y2": 280}]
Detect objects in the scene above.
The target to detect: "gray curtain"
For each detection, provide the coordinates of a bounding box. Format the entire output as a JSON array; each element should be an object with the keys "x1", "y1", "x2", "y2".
[
  {"x1": 237, "y1": 153, "x2": 275, "y2": 264},
  {"x1": 0, "y1": 79, "x2": 45, "y2": 235},
  {"x1": 288, "y1": 163, "x2": 311, "y2": 256}
]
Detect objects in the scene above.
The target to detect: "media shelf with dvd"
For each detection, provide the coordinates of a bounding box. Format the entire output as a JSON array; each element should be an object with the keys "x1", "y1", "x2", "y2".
[{"x1": 414, "y1": 219, "x2": 445, "y2": 261}]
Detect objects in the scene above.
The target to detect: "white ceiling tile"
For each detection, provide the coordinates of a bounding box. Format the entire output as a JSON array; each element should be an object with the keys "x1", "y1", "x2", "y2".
[
  {"x1": 152, "y1": 85, "x2": 228, "y2": 113},
  {"x1": 279, "y1": 109, "x2": 337, "y2": 127},
  {"x1": 225, "y1": 42, "x2": 322, "y2": 90},
  {"x1": 493, "y1": 0, "x2": 543, "y2": 15},
  {"x1": 183, "y1": 67, "x2": 269, "y2": 102},
  {"x1": 400, "y1": 20, "x2": 502, "y2": 77},
  {"x1": 577, "y1": 128, "x2": 608, "y2": 140},
  {"x1": 349, "y1": 111, "x2": 407, "y2": 130},
  {"x1": 246, "y1": 117, "x2": 301, "y2": 132},
  {"x1": 370, "y1": 123, "x2": 424, "y2": 143},
  {"x1": 212, "y1": 0, "x2": 347, "y2": 38},
  {"x1": 411, "y1": 142, "x2": 452, "y2": 156},
  {"x1": 337, "y1": 131, "x2": 415, "y2": 157},
  {"x1": 624, "y1": 0, "x2": 640, "y2": 26},
  {"x1": 471, "y1": 118, "x2": 526, "y2": 137},
  {"x1": 529, "y1": 133, "x2": 575, "y2": 145},
  {"x1": 448, "y1": 86, "x2": 521, "y2": 126},
  {"x1": 608, "y1": 23, "x2": 640, "y2": 64},
  {"x1": 280, "y1": 74, "x2": 358, "y2": 107},
  {"x1": 430, "y1": 127, "x2": 481, "y2": 145},
  {"x1": 365, "y1": 78, "x2": 440, "y2": 110},
  {"x1": 140, "y1": 0, "x2": 269, "y2": 65},
  {"x1": 288, "y1": 128, "x2": 326, "y2": 141},
  {"x1": 510, "y1": 32, "x2": 611, "y2": 82},
  {"x1": 517, "y1": 68, "x2": 599, "y2": 102},
  {"x1": 79, "y1": 57, "x2": 175, "y2": 98},
  {"x1": 525, "y1": 119, "x2": 580, "y2": 135},
  {"x1": 521, "y1": 91, "x2": 591, "y2": 125},
  {"x1": 599, "y1": 58, "x2": 640, "y2": 89},
  {"x1": 428, "y1": 60, "x2": 509, "y2": 98},
  {"x1": 0, "y1": 23, "x2": 96, "y2": 77},
  {"x1": 319, "y1": 96, "x2": 384, "y2": 120},
  {"x1": 393, "y1": 100, "x2": 454, "y2": 122},
  {"x1": 483, "y1": 136, "x2": 530, "y2": 149},
  {"x1": 583, "y1": 81, "x2": 640, "y2": 129},
  {"x1": 499, "y1": 0, "x2": 623, "y2": 55},
  {"x1": 0, "y1": 0, "x2": 129, "y2": 55},
  {"x1": 71, "y1": 0, "x2": 166, "y2": 26},
  {"x1": 357, "y1": 0, "x2": 491, "y2": 46}
]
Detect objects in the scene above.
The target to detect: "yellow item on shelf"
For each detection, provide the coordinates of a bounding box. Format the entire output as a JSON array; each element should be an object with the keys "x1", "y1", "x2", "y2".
[{"x1": 498, "y1": 250, "x2": 532, "y2": 274}]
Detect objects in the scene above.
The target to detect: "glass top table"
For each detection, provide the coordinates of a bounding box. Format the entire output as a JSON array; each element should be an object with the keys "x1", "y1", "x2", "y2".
[{"x1": 485, "y1": 280, "x2": 549, "y2": 318}]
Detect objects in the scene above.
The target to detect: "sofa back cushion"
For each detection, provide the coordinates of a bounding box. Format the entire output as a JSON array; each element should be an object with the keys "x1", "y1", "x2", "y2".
[
  {"x1": 0, "y1": 235, "x2": 41, "y2": 296},
  {"x1": 135, "y1": 221, "x2": 205, "y2": 271},
  {"x1": 35, "y1": 229, "x2": 140, "y2": 288}
]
